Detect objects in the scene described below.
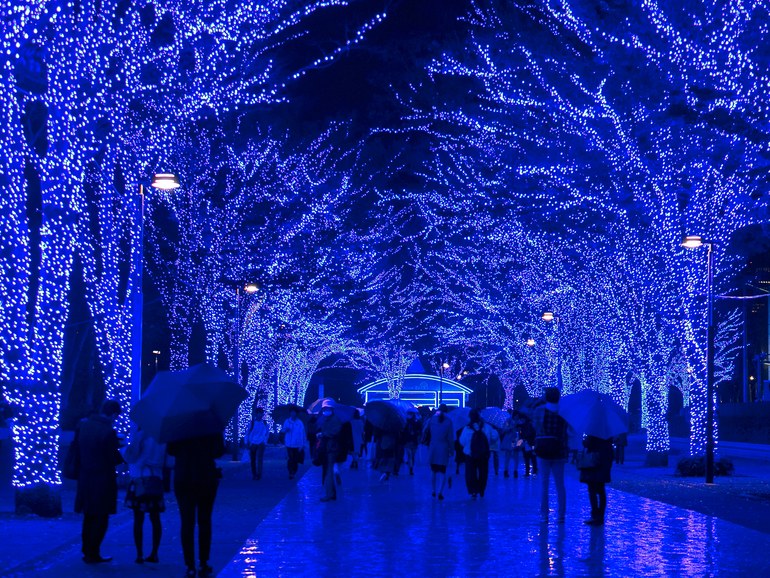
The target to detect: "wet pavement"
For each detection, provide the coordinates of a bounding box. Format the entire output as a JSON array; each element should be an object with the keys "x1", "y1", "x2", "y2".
[
  {"x1": 221, "y1": 450, "x2": 770, "y2": 577},
  {"x1": 2, "y1": 440, "x2": 770, "y2": 576}
]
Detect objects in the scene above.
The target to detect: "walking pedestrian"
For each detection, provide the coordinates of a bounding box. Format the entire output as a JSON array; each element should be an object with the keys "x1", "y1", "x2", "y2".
[
  {"x1": 519, "y1": 416, "x2": 538, "y2": 477},
  {"x1": 402, "y1": 409, "x2": 422, "y2": 475},
  {"x1": 123, "y1": 427, "x2": 166, "y2": 564},
  {"x1": 501, "y1": 417, "x2": 516, "y2": 478},
  {"x1": 459, "y1": 409, "x2": 495, "y2": 498},
  {"x1": 318, "y1": 400, "x2": 344, "y2": 502},
  {"x1": 427, "y1": 404, "x2": 455, "y2": 500},
  {"x1": 488, "y1": 424, "x2": 501, "y2": 476},
  {"x1": 533, "y1": 388, "x2": 569, "y2": 522},
  {"x1": 167, "y1": 433, "x2": 225, "y2": 577},
  {"x1": 246, "y1": 408, "x2": 268, "y2": 481},
  {"x1": 75, "y1": 399, "x2": 124, "y2": 564},
  {"x1": 613, "y1": 432, "x2": 627, "y2": 465},
  {"x1": 579, "y1": 435, "x2": 614, "y2": 526},
  {"x1": 350, "y1": 410, "x2": 364, "y2": 469},
  {"x1": 282, "y1": 409, "x2": 306, "y2": 479},
  {"x1": 376, "y1": 426, "x2": 398, "y2": 481}
]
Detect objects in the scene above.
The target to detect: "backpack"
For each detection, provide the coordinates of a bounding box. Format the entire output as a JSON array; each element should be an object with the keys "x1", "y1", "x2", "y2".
[
  {"x1": 534, "y1": 409, "x2": 566, "y2": 459},
  {"x1": 470, "y1": 427, "x2": 490, "y2": 459}
]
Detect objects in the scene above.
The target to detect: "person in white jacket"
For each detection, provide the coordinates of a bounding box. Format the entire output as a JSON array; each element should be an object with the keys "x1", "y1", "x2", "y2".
[{"x1": 281, "y1": 409, "x2": 306, "y2": 479}]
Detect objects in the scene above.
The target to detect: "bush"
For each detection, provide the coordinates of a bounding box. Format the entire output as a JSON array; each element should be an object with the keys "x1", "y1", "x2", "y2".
[{"x1": 675, "y1": 455, "x2": 735, "y2": 477}]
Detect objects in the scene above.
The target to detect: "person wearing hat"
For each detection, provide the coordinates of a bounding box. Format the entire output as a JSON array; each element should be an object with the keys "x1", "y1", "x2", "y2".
[
  {"x1": 427, "y1": 404, "x2": 455, "y2": 500},
  {"x1": 318, "y1": 400, "x2": 343, "y2": 502}
]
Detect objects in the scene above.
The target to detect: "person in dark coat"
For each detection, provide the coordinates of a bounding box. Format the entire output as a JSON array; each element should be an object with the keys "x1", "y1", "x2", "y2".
[
  {"x1": 317, "y1": 400, "x2": 344, "y2": 502},
  {"x1": 75, "y1": 399, "x2": 124, "y2": 564},
  {"x1": 579, "y1": 435, "x2": 614, "y2": 526},
  {"x1": 167, "y1": 433, "x2": 225, "y2": 577}
]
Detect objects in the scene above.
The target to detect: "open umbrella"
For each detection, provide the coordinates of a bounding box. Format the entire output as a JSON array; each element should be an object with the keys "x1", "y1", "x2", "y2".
[
  {"x1": 559, "y1": 390, "x2": 629, "y2": 440},
  {"x1": 306, "y1": 398, "x2": 357, "y2": 422},
  {"x1": 480, "y1": 407, "x2": 509, "y2": 429},
  {"x1": 131, "y1": 363, "x2": 247, "y2": 443},
  {"x1": 272, "y1": 404, "x2": 306, "y2": 424},
  {"x1": 364, "y1": 400, "x2": 406, "y2": 432},
  {"x1": 448, "y1": 406, "x2": 472, "y2": 432}
]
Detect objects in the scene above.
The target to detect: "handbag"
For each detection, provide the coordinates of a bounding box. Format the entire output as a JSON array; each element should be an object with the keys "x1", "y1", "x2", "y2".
[
  {"x1": 134, "y1": 467, "x2": 164, "y2": 500},
  {"x1": 576, "y1": 451, "x2": 600, "y2": 470}
]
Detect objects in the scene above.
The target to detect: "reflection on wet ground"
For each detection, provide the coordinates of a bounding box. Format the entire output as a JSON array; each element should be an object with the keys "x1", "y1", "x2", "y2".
[{"x1": 221, "y1": 456, "x2": 770, "y2": 577}]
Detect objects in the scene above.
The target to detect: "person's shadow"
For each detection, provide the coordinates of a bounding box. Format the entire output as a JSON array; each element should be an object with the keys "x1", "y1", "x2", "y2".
[{"x1": 538, "y1": 520, "x2": 565, "y2": 577}]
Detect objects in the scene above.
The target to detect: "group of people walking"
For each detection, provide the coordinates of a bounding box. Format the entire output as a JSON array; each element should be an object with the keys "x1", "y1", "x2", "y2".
[{"x1": 69, "y1": 388, "x2": 620, "y2": 577}]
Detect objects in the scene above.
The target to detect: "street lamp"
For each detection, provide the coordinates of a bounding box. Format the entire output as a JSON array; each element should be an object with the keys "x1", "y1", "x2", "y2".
[
  {"x1": 152, "y1": 350, "x2": 161, "y2": 374},
  {"x1": 542, "y1": 312, "x2": 562, "y2": 389},
  {"x1": 132, "y1": 172, "x2": 180, "y2": 408},
  {"x1": 438, "y1": 362, "x2": 450, "y2": 407},
  {"x1": 526, "y1": 338, "x2": 536, "y2": 347},
  {"x1": 681, "y1": 234, "x2": 716, "y2": 484}
]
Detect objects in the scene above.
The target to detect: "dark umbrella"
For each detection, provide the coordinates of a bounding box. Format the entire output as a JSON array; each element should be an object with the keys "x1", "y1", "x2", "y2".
[
  {"x1": 364, "y1": 400, "x2": 407, "y2": 432},
  {"x1": 559, "y1": 390, "x2": 629, "y2": 440},
  {"x1": 272, "y1": 404, "x2": 306, "y2": 424},
  {"x1": 130, "y1": 363, "x2": 247, "y2": 443}
]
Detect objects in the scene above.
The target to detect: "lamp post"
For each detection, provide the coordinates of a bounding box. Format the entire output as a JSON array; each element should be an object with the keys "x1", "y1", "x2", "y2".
[
  {"x1": 542, "y1": 312, "x2": 562, "y2": 390},
  {"x1": 438, "y1": 362, "x2": 450, "y2": 407},
  {"x1": 682, "y1": 235, "x2": 716, "y2": 484},
  {"x1": 152, "y1": 350, "x2": 161, "y2": 374},
  {"x1": 132, "y1": 173, "x2": 180, "y2": 408}
]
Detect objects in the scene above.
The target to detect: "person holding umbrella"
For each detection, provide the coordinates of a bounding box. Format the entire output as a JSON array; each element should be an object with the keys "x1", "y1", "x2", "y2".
[
  {"x1": 167, "y1": 432, "x2": 225, "y2": 577},
  {"x1": 129, "y1": 363, "x2": 246, "y2": 577},
  {"x1": 281, "y1": 407, "x2": 306, "y2": 480},
  {"x1": 318, "y1": 400, "x2": 344, "y2": 502},
  {"x1": 579, "y1": 435, "x2": 614, "y2": 526},
  {"x1": 558, "y1": 389, "x2": 629, "y2": 527},
  {"x1": 427, "y1": 404, "x2": 455, "y2": 500}
]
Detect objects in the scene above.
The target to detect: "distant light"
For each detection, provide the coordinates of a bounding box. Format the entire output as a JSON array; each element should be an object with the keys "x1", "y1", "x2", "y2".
[
  {"x1": 681, "y1": 235, "x2": 704, "y2": 249},
  {"x1": 152, "y1": 350, "x2": 161, "y2": 355},
  {"x1": 151, "y1": 173, "x2": 180, "y2": 190},
  {"x1": 526, "y1": 338, "x2": 536, "y2": 347},
  {"x1": 442, "y1": 362, "x2": 450, "y2": 369},
  {"x1": 244, "y1": 282, "x2": 260, "y2": 294},
  {"x1": 542, "y1": 312, "x2": 554, "y2": 322}
]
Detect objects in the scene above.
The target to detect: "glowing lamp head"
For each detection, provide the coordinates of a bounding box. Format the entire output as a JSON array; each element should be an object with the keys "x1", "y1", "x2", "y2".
[
  {"x1": 151, "y1": 173, "x2": 181, "y2": 190},
  {"x1": 681, "y1": 235, "x2": 704, "y2": 249},
  {"x1": 442, "y1": 362, "x2": 450, "y2": 369},
  {"x1": 244, "y1": 282, "x2": 260, "y2": 294},
  {"x1": 542, "y1": 312, "x2": 555, "y2": 322},
  {"x1": 526, "y1": 338, "x2": 536, "y2": 347}
]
